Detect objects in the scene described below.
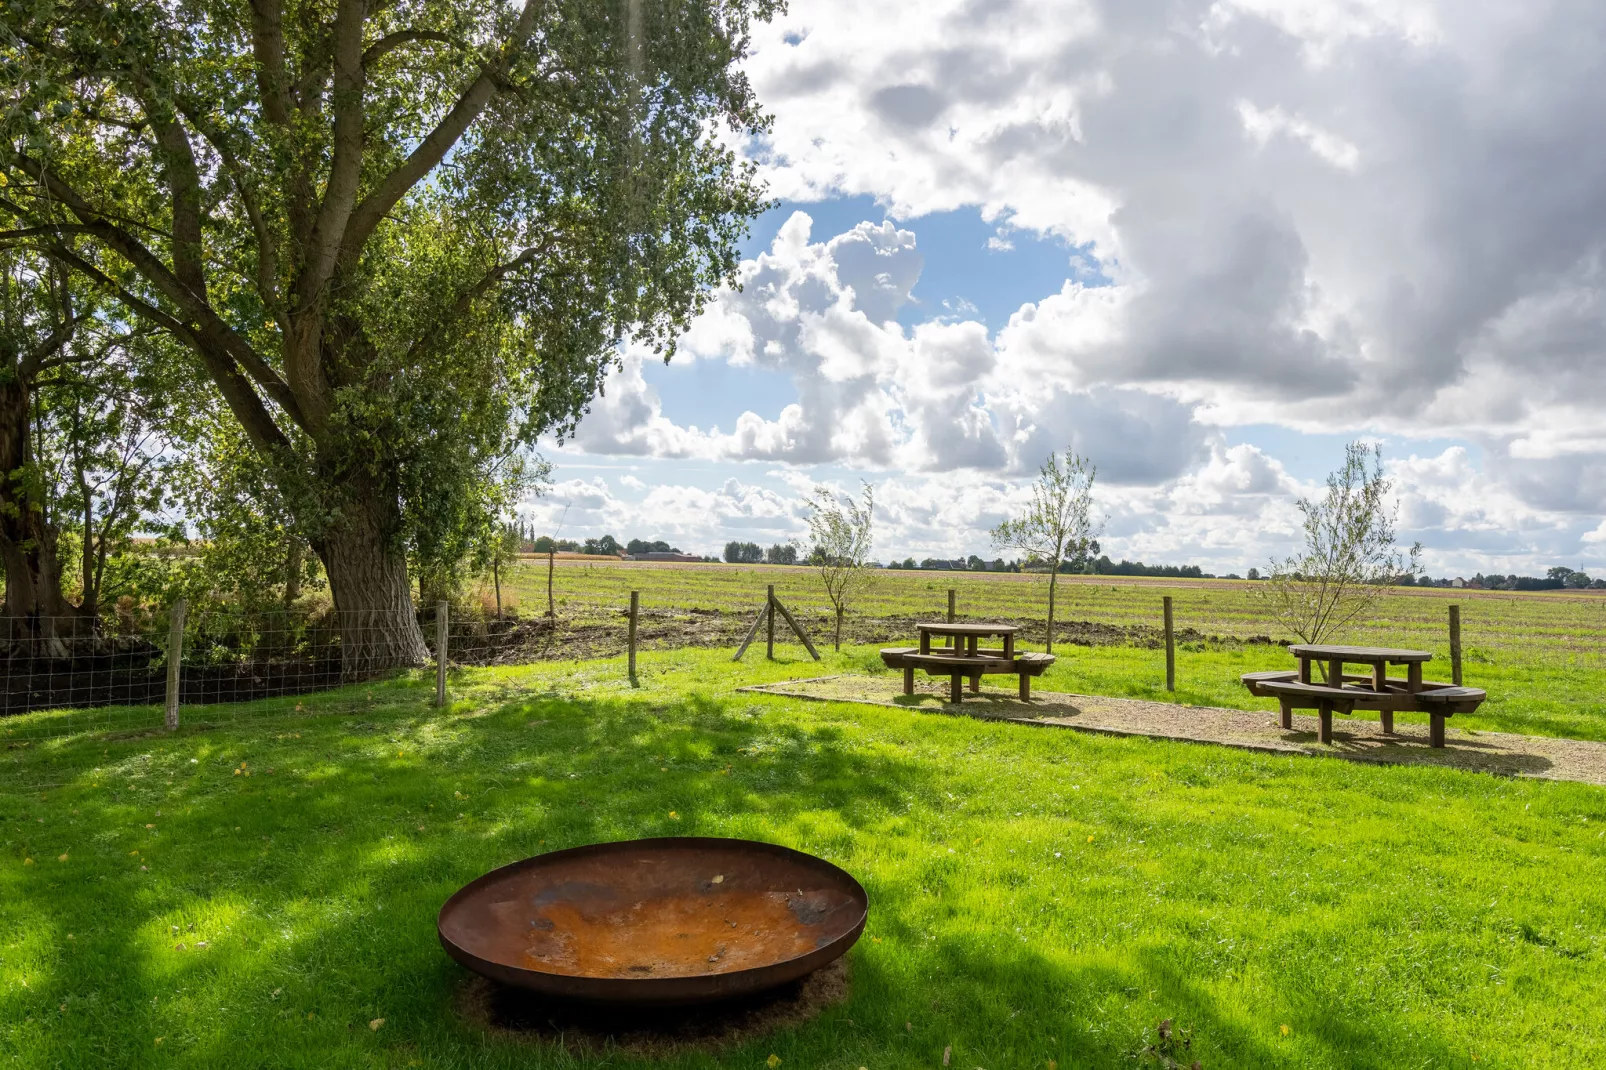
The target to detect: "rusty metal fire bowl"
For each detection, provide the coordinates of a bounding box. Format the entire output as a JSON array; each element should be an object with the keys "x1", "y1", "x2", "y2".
[{"x1": 438, "y1": 837, "x2": 868, "y2": 1006}]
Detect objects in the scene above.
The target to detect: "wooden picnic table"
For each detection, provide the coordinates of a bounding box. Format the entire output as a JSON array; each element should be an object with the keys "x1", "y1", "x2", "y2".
[
  {"x1": 1243, "y1": 643, "x2": 1485, "y2": 747},
  {"x1": 1287, "y1": 644, "x2": 1433, "y2": 692},
  {"x1": 884, "y1": 622, "x2": 1050, "y2": 703},
  {"x1": 918, "y1": 621, "x2": 1018, "y2": 659}
]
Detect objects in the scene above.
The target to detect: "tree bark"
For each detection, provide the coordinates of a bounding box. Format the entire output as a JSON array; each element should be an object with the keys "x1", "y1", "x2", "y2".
[
  {"x1": 282, "y1": 537, "x2": 304, "y2": 609},
  {"x1": 312, "y1": 473, "x2": 429, "y2": 676},
  {"x1": 0, "y1": 377, "x2": 85, "y2": 654},
  {"x1": 1046, "y1": 568, "x2": 1057, "y2": 655}
]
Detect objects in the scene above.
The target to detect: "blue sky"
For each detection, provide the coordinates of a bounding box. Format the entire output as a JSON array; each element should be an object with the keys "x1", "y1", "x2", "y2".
[{"x1": 531, "y1": 0, "x2": 1606, "y2": 578}]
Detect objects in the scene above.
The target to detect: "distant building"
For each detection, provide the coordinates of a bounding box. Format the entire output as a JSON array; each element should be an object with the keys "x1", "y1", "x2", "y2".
[{"x1": 1451, "y1": 577, "x2": 1465, "y2": 588}]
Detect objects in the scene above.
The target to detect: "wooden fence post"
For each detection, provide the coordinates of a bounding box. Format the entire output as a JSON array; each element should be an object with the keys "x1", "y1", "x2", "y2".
[
  {"x1": 435, "y1": 601, "x2": 449, "y2": 707},
  {"x1": 628, "y1": 590, "x2": 639, "y2": 678},
  {"x1": 947, "y1": 588, "x2": 956, "y2": 623},
  {"x1": 766, "y1": 584, "x2": 776, "y2": 660},
  {"x1": 1449, "y1": 604, "x2": 1462, "y2": 687},
  {"x1": 164, "y1": 598, "x2": 186, "y2": 731},
  {"x1": 1163, "y1": 595, "x2": 1175, "y2": 692}
]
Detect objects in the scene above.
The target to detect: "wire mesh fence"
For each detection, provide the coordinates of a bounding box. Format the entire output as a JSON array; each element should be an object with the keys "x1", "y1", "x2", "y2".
[{"x1": 0, "y1": 602, "x2": 600, "y2": 744}]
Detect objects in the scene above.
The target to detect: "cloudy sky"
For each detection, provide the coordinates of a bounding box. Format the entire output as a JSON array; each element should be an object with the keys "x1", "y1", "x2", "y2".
[{"x1": 528, "y1": 0, "x2": 1606, "y2": 577}]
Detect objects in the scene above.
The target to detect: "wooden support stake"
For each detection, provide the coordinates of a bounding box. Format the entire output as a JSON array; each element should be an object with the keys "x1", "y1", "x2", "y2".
[
  {"x1": 1162, "y1": 595, "x2": 1175, "y2": 692},
  {"x1": 628, "y1": 591, "x2": 639, "y2": 679},
  {"x1": 435, "y1": 601, "x2": 449, "y2": 707},
  {"x1": 732, "y1": 603, "x2": 769, "y2": 661},
  {"x1": 164, "y1": 598, "x2": 186, "y2": 731},
  {"x1": 1448, "y1": 604, "x2": 1462, "y2": 687},
  {"x1": 766, "y1": 584, "x2": 776, "y2": 659},
  {"x1": 947, "y1": 588, "x2": 955, "y2": 623},
  {"x1": 772, "y1": 595, "x2": 822, "y2": 661}
]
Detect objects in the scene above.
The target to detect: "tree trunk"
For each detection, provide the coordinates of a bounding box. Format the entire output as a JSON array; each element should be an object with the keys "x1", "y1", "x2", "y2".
[
  {"x1": 0, "y1": 376, "x2": 85, "y2": 655},
  {"x1": 312, "y1": 475, "x2": 429, "y2": 677},
  {"x1": 1045, "y1": 570, "x2": 1057, "y2": 654},
  {"x1": 282, "y1": 537, "x2": 304, "y2": 609},
  {"x1": 834, "y1": 604, "x2": 842, "y2": 651}
]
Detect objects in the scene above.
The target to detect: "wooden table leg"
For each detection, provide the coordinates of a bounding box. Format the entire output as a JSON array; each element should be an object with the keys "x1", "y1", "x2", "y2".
[
  {"x1": 969, "y1": 673, "x2": 980, "y2": 693},
  {"x1": 949, "y1": 674, "x2": 962, "y2": 704},
  {"x1": 1430, "y1": 713, "x2": 1446, "y2": 748},
  {"x1": 903, "y1": 666, "x2": 914, "y2": 695},
  {"x1": 1408, "y1": 662, "x2": 1423, "y2": 692},
  {"x1": 1380, "y1": 710, "x2": 1394, "y2": 734},
  {"x1": 1298, "y1": 658, "x2": 1312, "y2": 684},
  {"x1": 1372, "y1": 662, "x2": 1387, "y2": 691},
  {"x1": 1004, "y1": 633, "x2": 1014, "y2": 660},
  {"x1": 1019, "y1": 674, "x2": 1030, "y2": 701},
  {"x1": 1279, "y1": 700, "x2": 1292, "y2": 730},
  {"x1": 920, "y1": 631, "x2": 931, "y2": 655},
  {"x1": 1327, "y1": 659, "x2": 1344, "y2": 687},
  {"x1": 1319, "y1": 704, "x2": 1333, "y2": 744}
]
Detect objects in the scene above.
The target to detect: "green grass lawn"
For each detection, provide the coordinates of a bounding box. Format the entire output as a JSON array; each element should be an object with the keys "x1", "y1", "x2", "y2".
[{"x1": 4, "y1": 649, "x2": 1605, "y2": 1068}]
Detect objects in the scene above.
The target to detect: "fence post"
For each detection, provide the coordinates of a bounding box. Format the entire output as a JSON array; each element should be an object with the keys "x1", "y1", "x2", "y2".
[
  {"x1": 164, "y1": 598, "x2": 186, "y2": 731},
  {"x1": 947, "y1": 588, "x2": 956, "y2": 623},
  {"x1": 766, "y1": 584, "x2": 775, "y2": 660},
  {"x1": 1449, "y1": 604, "x2": 1462, "y2": 687},
  {"x1": 628, "y1": 590, "x2": 639, "y2": 679},
  {"x1": 435, "y1": 601, "x2": 449, "y2": 707},
  {"x1": 1163, "y1": 595, "x2": 1175, "y2": 692}
]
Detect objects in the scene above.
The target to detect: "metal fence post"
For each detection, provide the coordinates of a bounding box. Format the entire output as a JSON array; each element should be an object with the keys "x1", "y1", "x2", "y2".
[
  {"x1": 435, "y1": 601, "x2": 449, "y2": 707},
  {"x1": 1449, "y1": 604, "x2": 1462, "y2": 686},
  {"x1": 628, "y1": 590, "x2": 639, "y2": 678},
  {"x1": 165, "y1": 598, "x2": 186, "y2": 731},
  {"x1": 947, "y1": 588, "x2": 956, "y2": 623},
  {"x1": 1163, "y1": 595, "x2": 1175, "y2": 692}
]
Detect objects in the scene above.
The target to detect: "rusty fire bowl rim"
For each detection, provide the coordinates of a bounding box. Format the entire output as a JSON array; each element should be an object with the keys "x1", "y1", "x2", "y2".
[{"x1": 437, "y1": 836, "x2": 869, "y2": 1006}]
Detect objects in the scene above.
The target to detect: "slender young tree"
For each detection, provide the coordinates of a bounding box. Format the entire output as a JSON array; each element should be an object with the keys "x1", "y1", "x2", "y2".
[
  {"x1": 1259, "y1": 442, "x2": 1421, "y2": 661},
  {"x1": 805, "y1": 482, "x2": 874, "y2": 651},
  {"x1": 991, "y1": 450, "x2": 1099, "y2": 654},
  {"x1": 1, "y1": 0, "x2": 778, "y2": 669}
]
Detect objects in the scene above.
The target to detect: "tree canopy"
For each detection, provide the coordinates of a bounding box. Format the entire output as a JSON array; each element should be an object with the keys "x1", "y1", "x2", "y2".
[{"x1": 0, "y1": 0, "x2": 778, "y2": 667}]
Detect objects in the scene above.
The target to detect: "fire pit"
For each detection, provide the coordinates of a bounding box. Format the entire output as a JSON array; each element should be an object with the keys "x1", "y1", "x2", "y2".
[{"x1": 438, "y1": 837, "x2": 868, "y2": 1005}]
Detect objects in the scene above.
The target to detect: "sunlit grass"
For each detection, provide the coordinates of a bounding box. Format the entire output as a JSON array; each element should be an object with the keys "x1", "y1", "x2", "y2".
[{"x1": 3, "y1": 648, "x2": 1605, "y2": 1068}]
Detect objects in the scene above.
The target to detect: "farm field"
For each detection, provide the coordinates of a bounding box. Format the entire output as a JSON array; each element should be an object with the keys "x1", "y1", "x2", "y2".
[
  {"x1": 3, "y1": 649, "x2": 1605, "y2": 1069},
  {"x1": 500, "y1": 560, "x2": 1606, "y2": 741}
]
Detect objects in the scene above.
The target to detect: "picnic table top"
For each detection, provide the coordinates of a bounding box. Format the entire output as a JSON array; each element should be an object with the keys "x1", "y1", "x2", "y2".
[
  {"x1": 1287, "y1": 644, "x2": 1433, "y2": 663},
  {"x1": 916, "y1": 622, "x2": 1020, "y2": 635}
]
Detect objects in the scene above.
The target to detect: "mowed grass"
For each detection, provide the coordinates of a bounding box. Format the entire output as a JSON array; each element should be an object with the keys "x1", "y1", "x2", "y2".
[
  {"x1": 505, "y1": 561, "x2": 1606, "y2": 740},
  {"x1": 3, "y1": 648, "x2": 1605, "y2": 1069}
]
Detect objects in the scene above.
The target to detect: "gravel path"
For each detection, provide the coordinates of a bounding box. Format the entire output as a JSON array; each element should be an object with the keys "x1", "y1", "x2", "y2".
[{"x1": 741, "y1": 674, "x2": 1606, "y2": 787}]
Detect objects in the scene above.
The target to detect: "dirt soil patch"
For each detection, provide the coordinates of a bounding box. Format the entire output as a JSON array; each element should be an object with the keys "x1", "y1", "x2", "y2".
[
  {"x1": 453, "y1": 956, "x2": 850, "y2": 1056},
  {"x1": 741, "y1": 674, "x2": 1606, "y2": 787}
]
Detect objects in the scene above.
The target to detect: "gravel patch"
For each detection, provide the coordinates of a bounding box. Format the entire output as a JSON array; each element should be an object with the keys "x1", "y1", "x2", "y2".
[{"x1": 741, "y1": 674, "x2": 1606, "y2": 787}]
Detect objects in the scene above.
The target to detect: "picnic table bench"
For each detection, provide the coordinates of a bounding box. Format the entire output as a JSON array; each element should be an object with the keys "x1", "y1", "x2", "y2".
[
  {"x1": 1241, "y1": 644, "x2": 1486, "y2": 746},
  {"x1": 880, "y1": 622, "x2": 1055, "y2": 703}
]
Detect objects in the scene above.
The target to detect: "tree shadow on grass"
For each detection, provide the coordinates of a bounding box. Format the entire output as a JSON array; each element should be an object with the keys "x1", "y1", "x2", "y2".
[{"x1": 9, "y1": 683, "x2": 932, "y2": 1066}]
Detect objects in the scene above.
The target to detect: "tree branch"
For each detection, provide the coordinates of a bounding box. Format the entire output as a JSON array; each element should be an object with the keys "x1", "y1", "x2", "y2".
[
  {"x1": 11, "y1": 154, "x2": 302, "y2": 419},
  {"x1": 406, "y1": 239, "x2": 551, "y2": 360},
  {"x1": 40, "y1": 243, "x2": 294, "y2": 460},
  {"x1": 295, "y1": 0, "x2": 368, "y2": 304},
  {"x1": 362, "y1": 30, "x2": 464, "y2": 67},
  {"x1": 340, "y1": 0, "x2": 546, "y2": 261}
]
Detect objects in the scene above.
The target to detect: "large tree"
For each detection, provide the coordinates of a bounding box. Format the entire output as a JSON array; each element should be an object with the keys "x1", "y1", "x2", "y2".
[{"x1": 0, "y1": 0, "x2": 776, "y2": 670}]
